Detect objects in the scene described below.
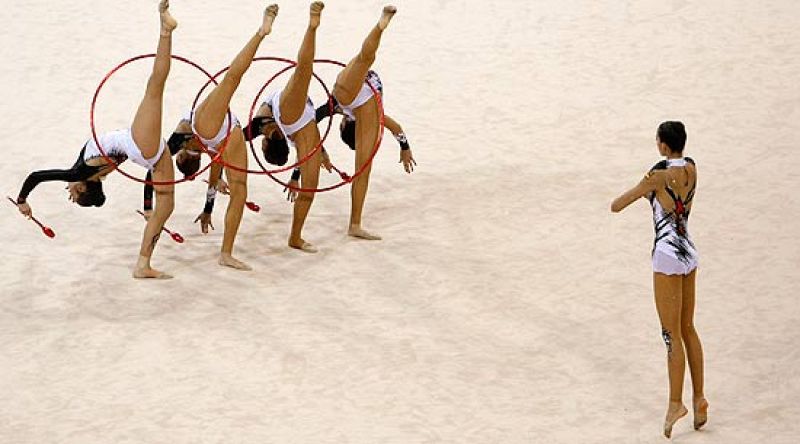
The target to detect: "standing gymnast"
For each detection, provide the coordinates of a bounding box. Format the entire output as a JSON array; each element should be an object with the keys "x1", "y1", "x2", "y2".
[
  {"x1": 14, "y1": 0, "x2": 179, "y2": 279},
  {"x1": 611, "y1": 121, "x2": 708, "y2": 438},
  {"x1": 168, "y1": 3, "x2": 279, "y2": 270}
]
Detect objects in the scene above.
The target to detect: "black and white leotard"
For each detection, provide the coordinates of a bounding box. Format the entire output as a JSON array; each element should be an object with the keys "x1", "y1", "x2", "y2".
[
  {"x1": 648, "y1": 157, "x2": 699, "y2": 275},
  {"x1": 84, "y1": 129, "x2": 165, "y2": 169},
  {"x1": 338, "y1": 70, "x2": 383, "y2": 119},
  {"x1": 17, "y1": 129, "x2": 164, "y2": 203}
]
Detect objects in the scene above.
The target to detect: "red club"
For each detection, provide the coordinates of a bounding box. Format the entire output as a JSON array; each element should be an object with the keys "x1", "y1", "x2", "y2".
[
  {"x1": 136, "y1": 210, "x2": 184, "y2": 243},
  {"x1": 329, "y1": 164, "x2": 352, "y2": 182},
  {"x1": 7, "y1": 196, "x2": 56, "y2": 238},
  {"x1": 202, "y1": 180, "x2": 260, "y2": 212}
]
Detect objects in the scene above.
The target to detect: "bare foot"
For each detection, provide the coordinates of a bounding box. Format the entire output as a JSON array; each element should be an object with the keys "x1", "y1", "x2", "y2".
[
  {"x1": 664, "y1": 402, "x2": 688, "y2": 438},
  {"x1": 378, "y1": 5, "x2": 397, "y2": 30},
  {"x1": 218, "y1": 253, "x2": 253, "y2": 270},
  {"x1": 309, "y1": 2, "x2": 324, "y2": 29},
  {"x1": 289, "y1": 239, "x2": 318, "y2": 253},
  {"x1": 159, "y1": 0, "x2": 178, "y2": 36},
  {"x1": 348, "y1": 226, "x2": 382, "y2": 240},
  {"x1": 259, "y1": 4, "x2": 279, "y2": 37},
  {"x1": 133, "y1": 266, "x2": 173, "y2": 279},
  {"x1": 693, "y1": 398, "x2": 709, "y2": 431}
]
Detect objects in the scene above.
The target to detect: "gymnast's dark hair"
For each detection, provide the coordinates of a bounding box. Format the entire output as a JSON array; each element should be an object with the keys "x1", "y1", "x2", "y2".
[
  {"x1": 243, "y1": 116, "x2": 270, "y2": 142},
  {"x1": 167, "y1": 132, "x2": 201, "y2": 178},
  {"x1": 76, "y1": 181, "x2": 106, "y2": 207},
  {"x1": 657, "y1": 121, "x2": 687, "y2": 154},
  {"x1": 264, "y1": 134, "x2": 290, "y2": 166},
  {"x1": 177, "y1": 155, "x2": 201, "y2": 178}
]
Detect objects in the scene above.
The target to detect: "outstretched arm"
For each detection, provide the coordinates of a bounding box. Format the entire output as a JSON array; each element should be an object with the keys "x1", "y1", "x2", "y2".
[
  {"x1": 384, "y1": 114, "x2": 411, "y2": 150},
  {"x1": 384, "y1": 114, "x2": 415, "y2": 173},
  {"x1": 206, "y1": 161, "x2": 226, "y2": 194},
  {"x1": 15, "y1": 151, "x2": 102, "y2": 216},
  {"x1": 17, "y1": 167, "x2": 89, "y2": 204},
  {"x1": 284, "y1": 167, "x2": 302, "y2": 202},
  {"x1": 315, "y1": 100, "x2": 339, "y2": 123},
  {"x1": 242, "y1": 115, "x2": 269, "y2": 141},
  {"x1": 611, "y1": 171, "x2": 659, "y2": 213},
  {"x1": 194, "y1": 162, "x2": 225, "y2": 234}
]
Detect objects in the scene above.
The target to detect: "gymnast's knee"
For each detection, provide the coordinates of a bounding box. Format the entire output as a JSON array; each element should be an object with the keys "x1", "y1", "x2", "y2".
[
  {"x1": 228, "y1": 179, "x2": 248, "y2": 200},
  {"x1": 681, "y1": 322, "x2": 698, "y2": 339},
  {"x1": 155, "y1": 190, "x2": 175, "y2": 213},
  {"x1": 296, "y1": 193, "x2": 314, "y2": 204}
]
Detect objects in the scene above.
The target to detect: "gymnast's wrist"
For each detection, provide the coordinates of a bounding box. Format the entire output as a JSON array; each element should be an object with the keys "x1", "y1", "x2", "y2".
[
  {"x1": 16, "y1": 196, "x2": 26, "y2": 205},
  {"x1": 395, "y1": 132, "x2": 410, "y2": 150},
  {"x1": 203, "y1": 188, "x2": 216, "y2": 214}
]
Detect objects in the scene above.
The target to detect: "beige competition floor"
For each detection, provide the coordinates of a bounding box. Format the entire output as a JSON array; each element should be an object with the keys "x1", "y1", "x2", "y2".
[{"x1": 1, "y1": 1, "x2": 799, "y2": 442}]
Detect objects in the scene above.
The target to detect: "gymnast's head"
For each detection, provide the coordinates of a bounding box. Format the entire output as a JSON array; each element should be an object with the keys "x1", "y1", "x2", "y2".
[
  {"x1": 656, "y1": 121, "x2": 686, "y2": 156},
  {"x1": 169, "y1": 131, "x2": 202, "y2": 178},
  {"x1": 69, "y1": 181, "x2": 106, "y2": 207},
  {"x1": 260, "y1": 124, "x2": 289, "y2": 166},
  {"x1": 175, "y1": 147, "x2": 201, "y2": 178}
]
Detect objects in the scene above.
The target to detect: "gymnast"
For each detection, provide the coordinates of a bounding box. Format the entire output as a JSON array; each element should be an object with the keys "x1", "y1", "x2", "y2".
[
  {"x1": 278, "y1": 71, "x2": 415, "y2": 220},
  {"x1": 141, "y1": 114, "x2": 230, "y2": 234},
  {"x1": 319, "y1": 7, "x2": 404, "y2": 242},
  {"x1": 244, "y1": 5, "x2": 400, "y2": 248},
  {"x1": 611, "y1": 121, "x2": 708, "y2": 438},
  {"x1": 160, "y1": 3, "x2": 279, "y2": 270},
  {"x1": 240, "y1": 1, "x2": 327, "y2": 253},
  {"x1": 13, "y1": 0, "x2": 179, "y2": 279}
]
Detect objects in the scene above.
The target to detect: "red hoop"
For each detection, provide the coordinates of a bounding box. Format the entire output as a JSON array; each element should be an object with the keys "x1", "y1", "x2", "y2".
[
  {"x1": 243, "y1": 58, "x2": 384, "y2": 193},
  {"x1": 265, "y1": 59, "x2": 385, "y2": 193},
  {"x1": 195, "y1": 57, "x2": 384, "y2": 193},
  {"x1": 90, "y1": 54, "x2": 230, "y2": 186},
  {"x1": 185, "y1": 63, "x2": 242, "y2": 163},
  {"x1": 191, "y1": 57, "x2": 335, "y2": 176}
]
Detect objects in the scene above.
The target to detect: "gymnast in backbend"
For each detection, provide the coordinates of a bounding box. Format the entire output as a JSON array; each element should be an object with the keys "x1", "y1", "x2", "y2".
[
  {"x1": 238, "y1": 1, "x2": 327, "y2": 252},
  {"x1": 245, "y1": 5, "x2": 401, "y2": 247},
  {"x1": 155, "y1": 3, "x2": 279, "y2": 270},
  {"x1": 14, "y1": 0, "x2": 179, "y2": 279}
]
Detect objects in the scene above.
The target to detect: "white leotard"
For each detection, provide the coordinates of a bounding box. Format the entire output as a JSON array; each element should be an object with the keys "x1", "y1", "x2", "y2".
[
  {"x1": 263, "y1": 91, "x2": 316, "y2": 142},
  {"x1": 84, "y1": 128, "x2": 166, "y2": 171},
  {"x1": 187, "y1": 110, "x2": 241, "y2": 153}
]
